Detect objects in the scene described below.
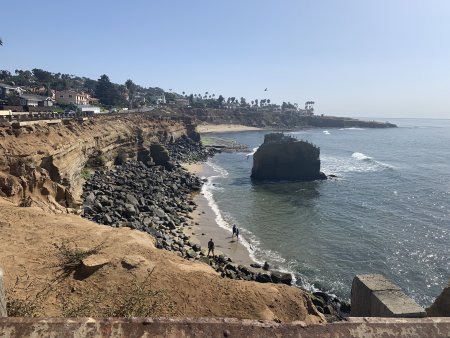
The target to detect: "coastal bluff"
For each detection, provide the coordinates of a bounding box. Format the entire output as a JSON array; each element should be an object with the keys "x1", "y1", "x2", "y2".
[{"x1": 251, "y1": 133, "x2": 326, "y2": 181}]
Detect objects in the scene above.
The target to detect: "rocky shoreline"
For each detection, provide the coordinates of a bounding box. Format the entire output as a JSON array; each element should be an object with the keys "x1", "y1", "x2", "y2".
[{"x1": 81, "y1": 135, "x2": 350, "y2": 320}]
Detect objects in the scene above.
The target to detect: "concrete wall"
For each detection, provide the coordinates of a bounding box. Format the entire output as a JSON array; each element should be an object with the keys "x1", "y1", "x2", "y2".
[
  {"x1": 351, "y1": 274, "x2": 426, "y2": 318},
  {"x1": 0, "y1": 317, "x2": 449, "y2": 337}
]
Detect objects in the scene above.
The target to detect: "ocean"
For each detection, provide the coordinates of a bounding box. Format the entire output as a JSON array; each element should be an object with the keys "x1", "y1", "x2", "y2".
[{"x1": 200, "y1": 118, "x2": 450, "y2": 307}]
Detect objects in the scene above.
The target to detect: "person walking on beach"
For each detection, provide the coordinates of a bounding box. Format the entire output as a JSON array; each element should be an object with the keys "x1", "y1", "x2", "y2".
[
  {"x1": 235, "y1": 227, "x2": 240, "y2": 241},
  {"x1": 232, "y1": 224, "x2": 237, "y2": 238},
  {"x1": 207, "y1": 238, "x2": 215, "y2": 257}
]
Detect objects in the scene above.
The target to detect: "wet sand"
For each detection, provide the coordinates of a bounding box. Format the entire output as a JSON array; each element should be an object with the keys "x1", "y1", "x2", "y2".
[{"x1": 183, "y1": 163, "x2": 254, "y2": 266}]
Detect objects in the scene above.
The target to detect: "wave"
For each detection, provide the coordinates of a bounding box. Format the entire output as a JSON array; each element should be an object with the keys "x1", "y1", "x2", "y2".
[
  {"x1": 202, "y1": 160, "x2": 299, "y2": 284},
  {"x1": 323, "y1": 130, "x2": 330, "y2": 135},
  {"x1": 245, "y1": 147, "x2": 259, "y2": 157},
  {"x1": 322, "y1": 152, "x2": 395, "y2": 174},
  {"x1": 351, "y1": 151, "x2": 372, "y2": 161}
]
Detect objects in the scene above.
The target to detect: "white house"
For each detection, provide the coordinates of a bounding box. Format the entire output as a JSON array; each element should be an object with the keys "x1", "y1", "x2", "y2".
[{"x1": 77, "y1": 105, "x2": 101, "y2": 114}]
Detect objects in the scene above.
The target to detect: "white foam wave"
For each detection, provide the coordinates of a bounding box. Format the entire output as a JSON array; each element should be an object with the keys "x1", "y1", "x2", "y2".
[
  {"x1": 323, "y1": 130, "x2": 330, "y2": 135},
  {"x1": 245, "y1": 147, "x2": 259, "y2": 157},
  {"x1": 207, "y1": 160, "x2": 229, "y2": 178},
  {"x1": 339, "y1": 127, "x2": 366, "y2": 130},
  {"x1": 202, "y1": 161, "x2": 299, "y2": 283},
  {"x1": 322, "y1": 152, "x2": 395, "y2": 174},
  {"x1": 352, "y1": 152, "x2": 372, "y2": 161}
]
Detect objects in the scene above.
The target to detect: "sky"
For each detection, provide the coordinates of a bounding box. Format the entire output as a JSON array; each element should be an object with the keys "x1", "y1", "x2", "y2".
[{"x1": 1, "y1": 0, "x2": 450, "y2": 118}]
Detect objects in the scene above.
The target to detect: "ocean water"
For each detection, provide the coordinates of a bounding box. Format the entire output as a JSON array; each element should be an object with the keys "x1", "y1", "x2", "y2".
[{"x1": 200, "y1": 118, "x2": 450, "y2": 306}]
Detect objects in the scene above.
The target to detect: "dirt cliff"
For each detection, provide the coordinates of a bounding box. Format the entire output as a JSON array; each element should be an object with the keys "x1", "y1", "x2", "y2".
[{"x1": 0, "y1": 198, "x2": 324, "y2": 323}]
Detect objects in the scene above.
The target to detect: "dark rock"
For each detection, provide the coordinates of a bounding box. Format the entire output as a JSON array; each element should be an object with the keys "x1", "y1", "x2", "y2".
[
  {"x1": 126, "y1": 194, "x2": 139, "y2": 206},
  {"x1": 313, "y1": 291, "x2": 331, "y2": 303},
  {"x1": 250, "y1": 263, "x2": 262, "y2": 269},
  {"x1": 270, "y1": 271, "x2": 292, "y2": 285},
  {"x1": 102, "y1": 214, "x2": 113, "y2": 225},
  {"x1": 340, "y1": 301, "x2": 351, "y2": 313},
  {"x1": 255, "y1": 273, "x2": 272, "y2": 283},
  {"x1": 323, "y1": 305, "x2": 334, "y2": 315},
  {"x1": 251, "y1": 133, "x2": 326, "y2": 181},
  {"x1": 311, "y1": 295, "x2": 326, "y2": 309}
]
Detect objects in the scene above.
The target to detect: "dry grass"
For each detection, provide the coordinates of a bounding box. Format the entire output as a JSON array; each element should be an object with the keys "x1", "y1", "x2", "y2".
[{"x1": 52, "y1": 240, "x2": 107, "y2": 279}]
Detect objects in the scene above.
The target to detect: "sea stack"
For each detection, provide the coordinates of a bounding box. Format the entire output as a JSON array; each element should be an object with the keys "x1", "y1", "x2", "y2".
[{"x1": 251, "y1": 133, "x2": 326, "y2": 181}]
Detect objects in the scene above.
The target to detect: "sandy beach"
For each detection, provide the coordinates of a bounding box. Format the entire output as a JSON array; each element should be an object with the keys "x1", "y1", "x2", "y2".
[
  {"x1": 183, "y1": 163, "x2": 255, "y2": 266},
  {"x1": 196, "y1": 123, "x2": 263, "y2": 134}
]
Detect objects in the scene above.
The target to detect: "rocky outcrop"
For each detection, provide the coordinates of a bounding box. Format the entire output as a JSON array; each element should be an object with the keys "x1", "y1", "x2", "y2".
[
  {"x1": 251, "y1": 133, "x2": 326, "y2": 181},
  {"x1": 0, "y1": 112, "x2": 190, "y2": 211},
  {"x1": 181, "y1": 107, "x2": 397, "y2": 129},
  {"x1": 427, "y1": 280, "x2": 450, "y2": 316}
]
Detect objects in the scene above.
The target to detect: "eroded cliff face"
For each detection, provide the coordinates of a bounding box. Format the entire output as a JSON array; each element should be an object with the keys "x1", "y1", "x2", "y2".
[{"x1": 0, "y1": 113, "x2": 194, "y2": 212}]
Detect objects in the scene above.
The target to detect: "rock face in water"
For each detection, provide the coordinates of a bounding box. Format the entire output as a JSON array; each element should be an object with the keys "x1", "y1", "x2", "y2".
[{"x1": 251, "y1": 133, "x2": 326, "y2": 181}]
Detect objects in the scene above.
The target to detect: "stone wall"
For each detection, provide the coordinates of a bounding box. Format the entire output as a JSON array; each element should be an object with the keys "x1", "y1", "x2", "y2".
[{"x1": 351, "y1": 274, "x2": 426, "y2": 318}]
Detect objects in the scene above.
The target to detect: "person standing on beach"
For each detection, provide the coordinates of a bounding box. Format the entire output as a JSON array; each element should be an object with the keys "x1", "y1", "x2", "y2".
[
  {"x1": 232, "y1": 224, "x2": 237, "y2": 238},
  {"x1": 235, "y1": 227, "x2": 240, "y2": 241},
  {"x1": 207, "y1": 238, "x2": 215, "y2": 257}
]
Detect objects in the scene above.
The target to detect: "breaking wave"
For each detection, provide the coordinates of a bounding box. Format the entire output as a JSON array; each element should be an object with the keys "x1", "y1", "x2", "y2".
[{"x1": 322, "y1": 152, "x2": 395, "y2": 175}]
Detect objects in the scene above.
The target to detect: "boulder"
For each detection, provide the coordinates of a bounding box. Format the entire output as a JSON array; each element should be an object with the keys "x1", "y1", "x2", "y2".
[
  {"x1": 255, "y1": 273, "x2": 272, "y2": 283},
  {"x1": 251, "y1": 133, "x2": 326, "y2": 181},
  {"x1": 270, "y1": 271, "x2": 292, "y2": 285}
]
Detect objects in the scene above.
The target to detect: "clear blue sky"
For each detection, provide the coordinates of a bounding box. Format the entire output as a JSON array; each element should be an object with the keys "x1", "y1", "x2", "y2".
[{"x1": 1, "y1": 0, "x2": 450, "y2": 118}]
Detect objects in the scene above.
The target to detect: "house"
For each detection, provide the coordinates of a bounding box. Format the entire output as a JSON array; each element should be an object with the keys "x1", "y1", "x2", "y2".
[
  {"x1": 55, "y1": 90, "x2": 93, "y2": 105},
  {"x1": 0, "y1": 83, "x2": 23, "y2": 99},
  {"x1": 77, "y1": 105, "x2": 101, "y2": 115},
  {"x1": 150, "y1": 94, "x2": 166, "y2": 105},
  {"x1": 174, "y1": 97, "x2": 189, "y2": 107},
  {"x1": 19, "y1": 94, "x2": 54, "y2": 107}
]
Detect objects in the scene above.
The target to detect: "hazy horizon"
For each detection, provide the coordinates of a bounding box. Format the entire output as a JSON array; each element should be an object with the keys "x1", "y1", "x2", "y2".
[{"x1": 1, "y1": 0, "x2": 450, "y2": 119}]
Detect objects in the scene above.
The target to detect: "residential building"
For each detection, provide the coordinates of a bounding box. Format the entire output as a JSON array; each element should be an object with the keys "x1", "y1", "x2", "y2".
[
  {"x1": 19, "y1": 94, "x2": 54, "y2": 107},
  {"x1": 150, "y1": 94, "x2": 166, "y2": 105},
  {"x1": 77, "y1": 105, "x2": 101, "y2": 115},
  {"x1": 55, "y1": 90, "x2": 93, "y2": 105},
  {"x1": 174, "y1": 97, "x2": 189, "y2": 107},
  {"x1": 0, "y1": 83, "x2": 23, "y2": 99}
]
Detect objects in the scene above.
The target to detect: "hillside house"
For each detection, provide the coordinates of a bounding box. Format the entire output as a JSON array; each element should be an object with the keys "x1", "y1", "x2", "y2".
[
  {"x1": 55, "y1": 90, "x2": 93, "y2": 105},
  {"x1": 0, "y1": 83, "x2": 23, "y2": 99},
  {"x1": 77, "y1": 105, "x2": 101, "y2": 115},
  {"x1": 19, "y1": 94, "x2": 54, "y2": 107},
  {"x1": 175, "y1": 97, "x2": 189, "y2": 107},
  {"x1": 150, "y1": 94, "x2": 166, "y2": 105}
]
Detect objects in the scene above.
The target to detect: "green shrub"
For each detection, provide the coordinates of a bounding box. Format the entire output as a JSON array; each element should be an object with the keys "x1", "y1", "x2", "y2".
[
  {"x1": 95, "y1": 155, "x2": 107, "y2": 167},
  {"x1": 80, "y1": 168, "x2": 92, "y2": 180}
]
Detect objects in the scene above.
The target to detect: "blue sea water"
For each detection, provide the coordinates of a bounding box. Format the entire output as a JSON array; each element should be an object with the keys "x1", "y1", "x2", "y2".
[{"x1": 200, "y1": 118, "x2": 450, "y2": 306}]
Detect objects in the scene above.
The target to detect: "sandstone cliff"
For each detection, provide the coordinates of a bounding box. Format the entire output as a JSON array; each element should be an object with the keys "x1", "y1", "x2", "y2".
[{"x1": 0, "y1": 112, "x2": 196, "y2": 211}]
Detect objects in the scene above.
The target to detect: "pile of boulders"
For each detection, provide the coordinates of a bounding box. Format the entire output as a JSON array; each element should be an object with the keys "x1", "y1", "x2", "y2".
[
  {"x1": 165, "y1": 135, "x2": 218, "y2": 163},
  {"x1": 81, "y1": 160, "x2": 293, "y2": 285}
]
